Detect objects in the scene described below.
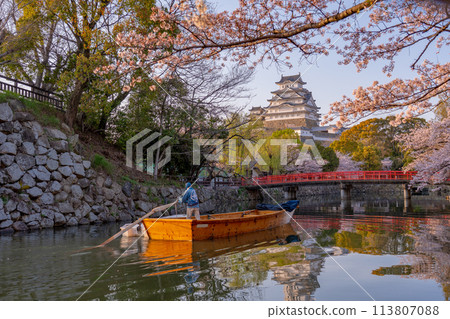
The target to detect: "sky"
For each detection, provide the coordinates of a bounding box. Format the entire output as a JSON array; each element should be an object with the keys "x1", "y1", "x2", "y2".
[{"x1": 213, "y1": 0, "x2": 445, "y2": 124}]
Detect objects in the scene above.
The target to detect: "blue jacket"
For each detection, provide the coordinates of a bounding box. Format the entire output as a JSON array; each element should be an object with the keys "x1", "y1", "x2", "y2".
[{"x1": 182, "y1": 187, "x2": 199, "y2": 208}]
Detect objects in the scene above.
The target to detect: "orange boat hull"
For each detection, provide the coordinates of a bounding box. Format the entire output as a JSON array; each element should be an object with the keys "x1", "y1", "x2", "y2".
[{"x1": 142, "y1": 209, "x2": 295, "y2": 241}]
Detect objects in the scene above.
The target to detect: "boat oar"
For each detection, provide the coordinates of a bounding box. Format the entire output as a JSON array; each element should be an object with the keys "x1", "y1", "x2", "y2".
[
  {"x1": 98, "y1": 201, "x2": 177, "y2": 247},
  {"x1": 78, "y1": 201, "x2": 177, "y2": 252}
]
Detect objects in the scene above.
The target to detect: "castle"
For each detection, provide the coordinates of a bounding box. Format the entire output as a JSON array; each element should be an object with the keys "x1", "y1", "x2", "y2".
[{"x1": 249, "y1": 74, "x2": 342, "y2": 145}]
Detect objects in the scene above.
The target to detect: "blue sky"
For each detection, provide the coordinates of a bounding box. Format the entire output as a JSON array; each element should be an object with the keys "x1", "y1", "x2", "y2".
[{"x1": 213, "y1": 1, "x2": 444, "y2": 124}]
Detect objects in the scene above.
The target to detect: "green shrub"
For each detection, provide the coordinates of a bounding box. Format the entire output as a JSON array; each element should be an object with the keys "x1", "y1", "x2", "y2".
[
  {"x1": 122, "y1": 176, "x2": 139, "y2": 185},
  {"x1": 147, "y1": 190, "x2": 162, "y2": 204},
  {"x1": 92, "y1": 154, "x2": 113, "y2": 174},
  {"x1": 0, "y1": 91, "x2": 21, "y2": 103},
  {"x1": 317, "y1": 144, "x2": 339, "y2": 172},
  {"x1": 1, "y1": 196, "x2": 8, "y2": 204}
]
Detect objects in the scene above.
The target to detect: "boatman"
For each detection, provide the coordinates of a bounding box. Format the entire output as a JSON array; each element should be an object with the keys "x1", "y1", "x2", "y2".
[{"x1": 179, "y1": 182, "x2": 200, "y2": 220}]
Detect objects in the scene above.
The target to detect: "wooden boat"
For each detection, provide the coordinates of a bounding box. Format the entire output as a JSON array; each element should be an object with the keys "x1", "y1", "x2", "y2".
[{"x1": 142, "y1": 207, "x2": 296, "y2": 241}]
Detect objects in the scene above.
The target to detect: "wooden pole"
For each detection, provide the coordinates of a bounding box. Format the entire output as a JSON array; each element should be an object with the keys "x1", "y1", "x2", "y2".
[{"x1": 91, "y1": 201, "x2": 177, "y2": 249}]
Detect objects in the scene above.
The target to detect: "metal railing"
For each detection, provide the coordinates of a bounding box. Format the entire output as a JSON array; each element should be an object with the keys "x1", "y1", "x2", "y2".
[
  {"x1": 159, "y1": 175, "x2": 242, "y2": 187},
  {"x1": 0, "y1": 74, "x2": 64, "y2": 110},
  {"x1": 197, "y1": 177, "x2": 243, "y2": 187}
]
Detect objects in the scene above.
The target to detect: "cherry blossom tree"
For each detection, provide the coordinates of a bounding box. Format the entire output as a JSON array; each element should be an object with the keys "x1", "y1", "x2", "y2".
[
  {"x1": 109, "y1": 0, "x2": 449, "y2": 183},
  {"x1": 336, "y1": 152, "x2": 363, "y2": 171},
  {"x1": 381, "y1": 158, "x2": 393, "y2": 170},
  {"x1": 285, "y1": 152, "x2": 325, "y2": 173},
  {"x1": 397, "y1": 118, "x2": 450, "y2": 187},
  {"x1": 110, "y1": 0, "x2": 383, "y2": 82},
  {"x1": 111, "y1": 0, "x2": 448, "y2": 115}
]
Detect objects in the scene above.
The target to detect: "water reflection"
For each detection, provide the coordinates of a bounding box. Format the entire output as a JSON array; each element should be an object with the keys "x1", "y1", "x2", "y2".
[
  {"x1": 0, "y1": 201, "x2": 449, "y2": 300},
  {"x1": 297, "y1": 194, "x2": 450, "y2": 216},
  {"x1": 139, "y1": 224, "x2": 296, "y2": 277},
  {"x1": 290, "y1": 214, "x2": 449, "y2": 300}
]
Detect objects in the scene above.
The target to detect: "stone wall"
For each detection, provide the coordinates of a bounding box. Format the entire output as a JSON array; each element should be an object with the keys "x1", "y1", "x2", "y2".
[
  {"x1": 295, "y1": 184, "x2": 405, "y2": 197},
  {"x1": 0, "y1": 101, "x2": 250, "y2": 233},
  {"x1": 260, "y1": 183, "x2": 450, "y2": 203}
]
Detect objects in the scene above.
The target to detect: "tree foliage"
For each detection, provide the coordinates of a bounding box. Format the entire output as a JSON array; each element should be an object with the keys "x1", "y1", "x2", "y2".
[
  {"x1": 108, "y1": 64, "x2": 253, "y2": 178},
  {"x1": 0, "y1": 0, "x2": 162, "y2": 128},
  {"x1": 330, "y1": 117, "x2": 426, "y2": 170},
  {"x1": 259, "y1": 129, "x2": 302, "y2": 175},
  {"x1": 221, "y1": 114, "x2": 266, "y2": 177},
  {"x1": 316, "y1": 143, "x2": 339, "y2": 172},
  {"x1": 397, "y1": 117, "x2": 450, "y2": 187},
  {"x1": 336, "y1": 152, "x2": 363, "y2": 171}
]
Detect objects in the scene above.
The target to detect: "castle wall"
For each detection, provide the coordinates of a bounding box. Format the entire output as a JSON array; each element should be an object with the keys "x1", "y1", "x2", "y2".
[{"x1": 264, "y1": 118, "x2": 318, "y2": 129}]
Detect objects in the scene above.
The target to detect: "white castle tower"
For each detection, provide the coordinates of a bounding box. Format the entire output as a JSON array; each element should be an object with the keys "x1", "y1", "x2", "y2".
[
  {"x1": 249, "y1": 74, "x2": 343, "y2": 145},
  {"x1": 265, "y1": 74, "x2": 320, "y2": 129}
]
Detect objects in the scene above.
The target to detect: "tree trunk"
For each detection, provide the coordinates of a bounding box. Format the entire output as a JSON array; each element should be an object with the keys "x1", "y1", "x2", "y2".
[
  {"x1": 154, "y1": 141, "x2": 161, "y2": 180},
  {"x1": 153, "y1": 125, "x2": 164, "y2": 180},
  {"x1": 98, "y1": 91, "x2": 129, "y2": 134},
  {"x1": 65, "y1": 79, "x2": 87, "y2": 127},
  {"x1": 153, "y1": 97, "x2": 167, "y2": 179}
]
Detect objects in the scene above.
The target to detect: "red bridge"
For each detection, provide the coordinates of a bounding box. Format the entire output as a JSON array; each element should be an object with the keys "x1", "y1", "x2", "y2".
[
  {"x1": 242, "y1": 171, "x2": 418, "y2": 188},
  {"x1": 198, "y1": 171, "x2": 448, "y2": 212},
  {"x1": 240, "y1": 171, "x2": 429, "y2": 212}
]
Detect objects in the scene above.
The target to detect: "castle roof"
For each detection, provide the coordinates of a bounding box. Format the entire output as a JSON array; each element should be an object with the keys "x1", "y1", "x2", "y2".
[
  {"x1": 268, "y1": 96, "x2": 306, "y2": 103},
  {"x1": 270, "y1": 87, "x2": 309, "y2": 95},
  {"x1": 286, "y1": 126, "x2": 311, "y2": 130},
  {"x1": 267, "y1": 102, "x2": 318, "y2": 110},
  {"x1": 267, "y1": 101, "x2": 319, "y2": 111},
  {"x1": 265, "y1": 111, "x2": 316, "y2": 117},
  {"x1": 275, "y1": 74, "x2": 306, "y2": 85}
]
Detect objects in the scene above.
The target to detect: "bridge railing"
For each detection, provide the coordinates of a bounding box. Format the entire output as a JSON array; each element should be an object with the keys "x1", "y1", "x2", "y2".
[
  {"x1": 241, "y1": 171, "x2": 418, "y2": 186},
  {"x1": 197, "y1": 177, "x2": 243, "y2": 187}
]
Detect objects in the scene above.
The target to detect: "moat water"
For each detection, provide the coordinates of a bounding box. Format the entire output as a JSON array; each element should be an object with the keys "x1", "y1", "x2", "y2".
[{"x1": 1, "y1": 194, "x2": 449, "y2": 301}]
